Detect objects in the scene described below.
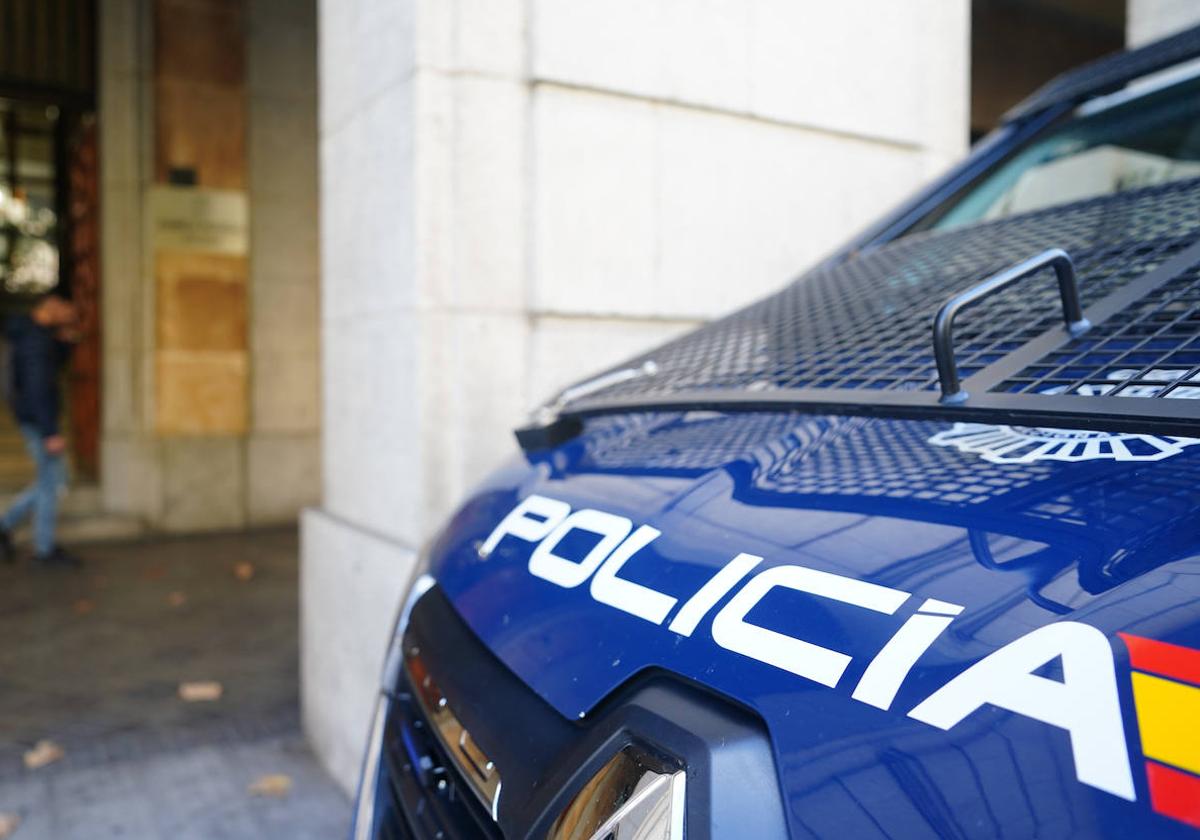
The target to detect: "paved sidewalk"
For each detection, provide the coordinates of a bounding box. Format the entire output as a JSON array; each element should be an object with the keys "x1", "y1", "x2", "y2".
[
  {"x1": 2, "y1": 735, "x2": 350, "y2": 839},
  {"x1": 0, "y1": 529, "x2": 352, "y2": 838}
]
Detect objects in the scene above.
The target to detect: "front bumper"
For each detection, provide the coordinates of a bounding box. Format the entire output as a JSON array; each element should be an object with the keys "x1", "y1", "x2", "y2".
[{"x1": 353, "y1": 585, "x2": 789, "y2": 839}]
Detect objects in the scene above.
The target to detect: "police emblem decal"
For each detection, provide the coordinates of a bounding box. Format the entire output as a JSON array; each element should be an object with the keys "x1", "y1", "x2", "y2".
[{"x1": 927, "y1": 423, "x2": 1200, "y2": 464}]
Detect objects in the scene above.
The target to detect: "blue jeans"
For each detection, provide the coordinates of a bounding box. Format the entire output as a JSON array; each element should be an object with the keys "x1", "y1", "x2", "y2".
[{"x1": 1, "y1": 425, "x2": 64, "y2": 555}]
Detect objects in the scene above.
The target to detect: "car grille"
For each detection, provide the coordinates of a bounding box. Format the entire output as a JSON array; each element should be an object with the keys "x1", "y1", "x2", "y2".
[
  {"x1": 369, "y1": 673, "x2": 501, "y2": 840},
  {"x1": 358, "y1": 584, "x2": 791, "y2": 839}
]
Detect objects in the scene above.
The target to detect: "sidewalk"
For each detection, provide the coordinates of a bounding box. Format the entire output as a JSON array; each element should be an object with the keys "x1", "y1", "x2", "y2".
[
  {"x1": 0, "y1": 529, "x2": 351, "y2": 839},
  {"x1": 3, "y1": 734, "x2": 349, "y2": 839}
]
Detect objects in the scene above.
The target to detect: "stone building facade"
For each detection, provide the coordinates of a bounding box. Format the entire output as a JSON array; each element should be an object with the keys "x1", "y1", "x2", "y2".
[
  {"x1": 4, "y1": 0, "x2": 1197, "y2": 800},
  {"x1": 97, "y1": 0, "x2": 320, "y2": 532}
]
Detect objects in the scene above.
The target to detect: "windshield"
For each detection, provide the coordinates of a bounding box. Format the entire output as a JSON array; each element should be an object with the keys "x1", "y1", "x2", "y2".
[{"x1": 933, "y1": 74, "x2": 1200, "y2": 229}]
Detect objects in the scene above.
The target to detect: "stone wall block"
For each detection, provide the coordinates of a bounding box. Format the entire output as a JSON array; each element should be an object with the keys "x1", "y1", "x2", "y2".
[
  {"x1": 160, "y1": 437, "x2": 245, "y2": 530},
  {"x1": 318, "y1": 0, "x2": 415, "y2": 134},
  {"x1": 532, "y1": 0, "x2": 752, "y2": 114},
  {"x1": 415, "y1": 73, "x2": 527, "y2": 312},
  {"x1": 321, "y1": 309, "x2": 422, "y2": 545},
  {"x1": 301, "y1": 509, "x2": 413, "y2": 793},
  {"x1": 319, "y1": 82, "x2": 416, "y2": 322},
  {"x1": 532, "y1": 87, "x2": 657, "y2": 317},
  {"x1": 248, "y1": 433, "x2": 321, "y2": 523}
]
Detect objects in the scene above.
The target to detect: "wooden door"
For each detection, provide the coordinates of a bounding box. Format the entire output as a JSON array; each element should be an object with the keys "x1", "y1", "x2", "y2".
[{"x1": 67, "y1": 115, "x2": 99, "y2": 480}]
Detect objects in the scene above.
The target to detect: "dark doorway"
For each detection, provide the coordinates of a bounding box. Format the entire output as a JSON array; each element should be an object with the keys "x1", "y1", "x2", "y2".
[
  {"x1": 972, "y1": 0, "x2": 1127, "y2": 141},
  {"x1": 0, "y1": 0, "x2": 99, "y2": 487}
]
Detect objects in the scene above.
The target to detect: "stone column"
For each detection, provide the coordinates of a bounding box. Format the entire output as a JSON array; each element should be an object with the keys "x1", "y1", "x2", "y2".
[
  {"x1": 245, "y1": 0, "x2": 321, "y2": 524},
  {"x1": 304, "y1": 0, "x2": 969, "y2": 793},
  {"x1": 99, "y1": 0, "x2": 160, "y2": 522},
  {"x1": 97, "y1": 0, "x2": 320, "y2": 530},
  {"x1": 1128, "y1": 0, "x2": 1200, "y2": 45}
]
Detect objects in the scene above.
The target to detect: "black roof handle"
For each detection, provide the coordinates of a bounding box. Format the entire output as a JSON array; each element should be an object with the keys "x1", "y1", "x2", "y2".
[{"x1": 933, "y1": 249, "x2": 1091, "y2": 405}]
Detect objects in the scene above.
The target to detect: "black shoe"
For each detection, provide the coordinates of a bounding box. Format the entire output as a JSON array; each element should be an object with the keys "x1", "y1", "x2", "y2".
[
  {"x1": 35, "y1": 546, "x2": 82, "y2": 569},
  {"x1": 0, "y1": 528, "x2": 14, "y2": 564}
]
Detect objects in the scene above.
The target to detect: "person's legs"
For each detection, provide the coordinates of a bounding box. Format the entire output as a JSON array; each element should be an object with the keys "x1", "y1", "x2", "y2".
[
  {"x1": 0, "y1": 427, "x2": 45, "y2": 561},
  {"x1": 22, "y1": 424, "x2": 65, "y2": 558},
  {"x1": 2, "y1": 425, "x2": 47, "y2": 531},
  {"x1": 0, "y1": 485, "x2": 37, "y2": 532}
]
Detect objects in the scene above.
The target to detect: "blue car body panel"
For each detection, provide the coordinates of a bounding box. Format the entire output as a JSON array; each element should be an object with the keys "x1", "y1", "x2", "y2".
[{"x1": 429, "y1": 412, "x2": 1200, "y2": 838}]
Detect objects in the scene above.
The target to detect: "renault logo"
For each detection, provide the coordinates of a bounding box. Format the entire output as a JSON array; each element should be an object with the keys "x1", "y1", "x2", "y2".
[{"x1": 549, "y1": 745, "x2": 686, "y2": 840}]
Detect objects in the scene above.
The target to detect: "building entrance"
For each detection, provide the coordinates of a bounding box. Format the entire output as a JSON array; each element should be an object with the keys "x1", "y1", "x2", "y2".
[{"x1": 0, "y1": 1, "x2": 99, "y2": 491}]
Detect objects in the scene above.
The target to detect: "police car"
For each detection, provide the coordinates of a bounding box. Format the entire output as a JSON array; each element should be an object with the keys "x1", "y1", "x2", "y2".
[{"x1": 354, "y1": 25, "x2": 1200, "y2": 839}]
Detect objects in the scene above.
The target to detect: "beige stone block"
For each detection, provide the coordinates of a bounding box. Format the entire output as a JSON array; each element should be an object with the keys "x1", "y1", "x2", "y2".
[
  {"x1": 417, "y1": 0, "x2": 524, "y2": 78},
  {"x1": 532, "y1": 0, "x2": 751, "y2": 114},
  {"x1": 415, "y1": 74, "x2": 527, "y2": 312},
  {"x1": 655, "y1": 106, "x2": 929, "y2": 319},
  {"x1": 533, "y1": 86, "x2": 930, "y2": 322},
  {"x1": 100, "y1": 184, "x2": 143, "y2": 355},
  {"x1": 248, "y1": 433, "x2": 320, "y2": 524},
  {"x1": 102, "y1": 351, "x2": 138, "y2": 434},
  {"x1": 322, "y1": 308, "x2": 421, "y2": 544},
  {"x1": 418, "y1": 310, "x2": 529, "y2": 526},
  {"x1": 301, "y1": 509, "x2": 413, "y2": 793},
  {"x1": 155, "y1": 351, "x2": 248, "y2": 435},
  {"x1": 156, "y1": 252, "x2": 247, "y2": 352},
  {"x1": 319, "y1": 81, "x2": 416, "y2": 322},
  {"x1": 160, "y1": 437, "x2": 245, "y2": 531},
  {"x1": 251, "y1": 196, "x2": 319, "y2": 293},
  {"x1": 249, "y1": 0, "x2": 317, "y2": 35},
  {"x1": 532, "y1": 86, "x2": 656, "y2": 317},
  {"x1": 251, "y1": 270, "x2": 319, "y2": 354},
  {"x1": 1129, "y1": 0, "x2": 1200, "y2": 45},
  {"x1": 252, "y1": 347, "x2": 319, "y2": 433},
  {"x1": 155, "y1": 79, "x2": 247, "y2": 190},
  {"x1": 918, "y1": 0, "x2": 970, "y2": 158},
  {"x1": 100, "y1": 434, "x2": 162, "y2": 519},
  {"x1": 832, "y1": 137, "x2": 930, "y2": 237},
  {"x1": 748, "y1": 0, "x2": 968, "y2": 152},
  {"x1": 248, "y1": 0, "x2": 316, "y2": 100},
  {"x1": 249, "y1": 96, "x2": 318, "y2": 204},
  {"x1": 318, "y1": 0, "x2": 414, "y2": 135},
  {"x1": 99, "y1": 74, "x2": 141, "y2": 189},
  {"x1": 99, "y1": 0, "x2": 142, "y2": 81}
]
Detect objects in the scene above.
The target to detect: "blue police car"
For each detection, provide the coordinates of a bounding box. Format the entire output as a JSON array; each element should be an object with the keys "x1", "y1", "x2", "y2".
[{"x1": 354, "y1": 25, "x2": 1200, "y2": 839}]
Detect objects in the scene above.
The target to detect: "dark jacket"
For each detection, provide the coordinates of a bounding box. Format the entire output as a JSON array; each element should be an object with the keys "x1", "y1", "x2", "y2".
[{"x1": 6, "y1": 314, "x2": 68, "y2": 438}]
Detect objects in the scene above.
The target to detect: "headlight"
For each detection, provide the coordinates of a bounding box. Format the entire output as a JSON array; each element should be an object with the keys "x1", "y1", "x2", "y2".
[{"x1": 548, "y1": 745, "x2": 686, "y2": 840}]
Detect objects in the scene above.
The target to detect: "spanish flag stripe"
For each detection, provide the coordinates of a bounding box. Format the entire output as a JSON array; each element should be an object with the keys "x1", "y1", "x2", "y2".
[
  {"x1": 1118, "y1": 632, "x2": 1200, "y2": 686},
  {"x1": 1146, "y1": 761, "x2": 1200, "y2": 829},
  {"x1": 1129, "y1": 672, "x2": 1200, "y2": 776}
]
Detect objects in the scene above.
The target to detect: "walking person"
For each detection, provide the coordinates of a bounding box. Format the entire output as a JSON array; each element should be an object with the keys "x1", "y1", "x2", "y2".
[{"x1": 0, "y1": 294, "x2": 80, "y2": 567}]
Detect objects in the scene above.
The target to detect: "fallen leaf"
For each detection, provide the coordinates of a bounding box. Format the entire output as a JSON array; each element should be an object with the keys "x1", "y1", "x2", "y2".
[
  {"x1": 248, "y1": 773, "x2": 292, "y2": 798},
  {"x1": 0, "y1": 811, "x2": 19, "y2": 838},
  {"x1": 178, "y1": 681, "x2": 223, "y2": 702},
  {"x1": 233, "y1": 562, "x2": 255, "y2": 582},
  {"x1": 72, "y1": 598, "x2": 94, "y2": 616},
  {"x1": 166, "y1": 591, "x2": 187, "y2": 608},
  {"x1": 23, "y1": 739, "x2": 64, "y2": 769}
]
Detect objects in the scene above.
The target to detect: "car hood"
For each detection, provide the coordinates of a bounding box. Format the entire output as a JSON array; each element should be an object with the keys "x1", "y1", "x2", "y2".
[{"x1": 429, "y1": 411, "x2": 1200, "y2": 837}]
